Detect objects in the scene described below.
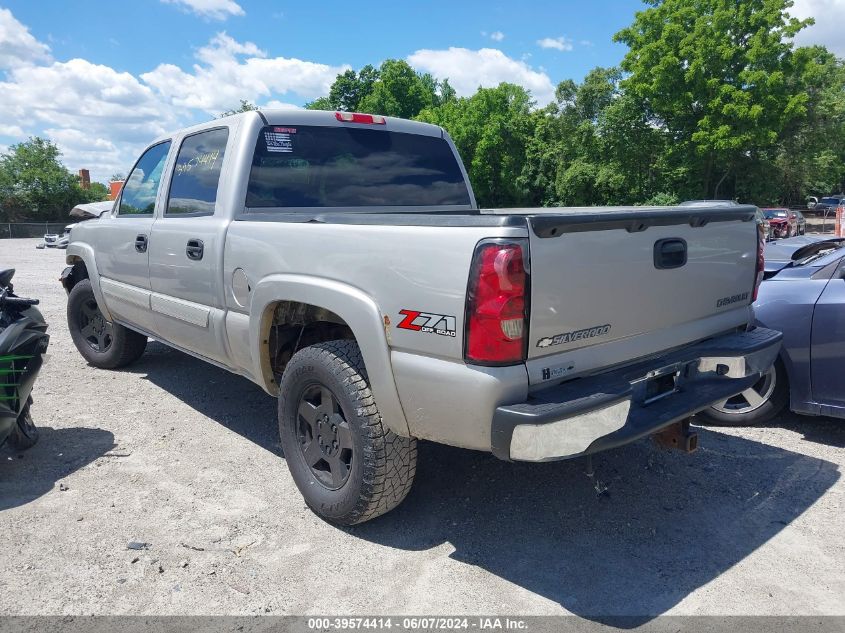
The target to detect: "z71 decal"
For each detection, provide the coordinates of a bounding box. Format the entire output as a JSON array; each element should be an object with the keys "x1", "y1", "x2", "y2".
[{"x1": 398, "y1": 310, "x2": 457, "y2": 338}]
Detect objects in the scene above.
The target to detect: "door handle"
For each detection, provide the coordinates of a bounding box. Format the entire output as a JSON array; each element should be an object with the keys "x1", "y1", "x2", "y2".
[
  {"x1": 135, "y1": 234, "x2": 148, "y2": 253},
  {"x1": 186, "y1": 239, "x2": 204, "y2": 261}
]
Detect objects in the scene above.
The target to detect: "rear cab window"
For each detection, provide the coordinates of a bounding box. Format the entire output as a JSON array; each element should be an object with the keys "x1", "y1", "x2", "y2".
[{"x1": 245, "y1": 125, "x2": 471, "y2": 210}]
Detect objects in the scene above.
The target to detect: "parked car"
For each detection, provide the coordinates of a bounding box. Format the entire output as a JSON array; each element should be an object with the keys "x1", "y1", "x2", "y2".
[
  {"x1": 813, "y1": 196, "x2": 843, "y2": 217},
  {"x1": 698, "y1": 236, "x2": 845, "y2": 425},
  {"x1": 793, "y1": 209, "x2": 807, "y2": 235},
  {"x1": 679, "y1": 200, "x2": 739, "y2": 207},
  {"x1": 57, "y1": 224, "x2": 76, "y2": 249},
  {"x1": 807, "y1": 196, "x2": 818, "y2": 211},
  {"x1": 762, "y1": 208, "x2": 800, "y2": 238},
  {"x1": 42, "y1": 224, "x2": 73, "y2": 248},
  {"x1": 60, "y1": 110, "x2": 781, "y2": 524}
]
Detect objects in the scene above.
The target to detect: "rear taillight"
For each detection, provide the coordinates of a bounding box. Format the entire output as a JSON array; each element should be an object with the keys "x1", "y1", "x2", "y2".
[
  {"x1": 335, "y1": 112, "x2": 386, "y2": 124},
  {"x1": 753, "y1": 230, "x2": 765, "y2": 301},
  {"x1": 465, "y1": 240, "x2": 529, "y2": 365}
]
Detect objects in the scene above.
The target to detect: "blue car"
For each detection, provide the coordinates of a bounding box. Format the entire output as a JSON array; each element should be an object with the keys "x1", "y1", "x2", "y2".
[{"x1": 698, "y1": 236, "x2": 845, "y2": 425}]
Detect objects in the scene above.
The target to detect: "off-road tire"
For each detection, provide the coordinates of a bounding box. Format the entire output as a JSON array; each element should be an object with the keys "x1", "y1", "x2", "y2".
[
  {"x1": 278, "y1": 340, "x2": 417, "y2": 525},
  {"x1": 9, "y1": 398, "x2": 38, "y2": 450},
  {"x1": 67, "y1": 280, "x2": 147, "y2": 369},
  {"x1": 696, "y1": 360, "x2": 788, "y2": 426}
]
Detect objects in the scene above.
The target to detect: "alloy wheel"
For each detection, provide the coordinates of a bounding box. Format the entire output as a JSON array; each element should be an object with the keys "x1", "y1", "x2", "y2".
[
  {"x1": 711, "y1": 366, "x2": 777, "y2": 414},
  {"x1": 295, "y1": 383, "x2": 354, "y2": 490},
  {"x1": 78, "y1": 299, "x2": 113, "y2": 352}
]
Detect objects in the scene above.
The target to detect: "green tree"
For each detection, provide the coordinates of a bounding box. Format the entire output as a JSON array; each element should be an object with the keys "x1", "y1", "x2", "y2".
[
  {"x1": 327, "y1": 65, "x2": 380, "y2": 111},
  {"x1": 81, "y1": 181, "x2": 111, "y2": 202},
  {"x1": 358, "y1": 60, "x2": 437, "y2": 118},
  {"x1": 304, "y1": 96, "x2": 334, "y2": 111},
  {"x1": 219, "y1": 100, "x2": 258, "y2": 118},
  {"x1": 418, "y1": 83, "x2": 534, "y2": 207},
  {"x1": 0, "y1": 137, "x2": 88, "y2": 222},
  {"x1": 615, "y1": 0, "x2": 812, "y2": 199}
]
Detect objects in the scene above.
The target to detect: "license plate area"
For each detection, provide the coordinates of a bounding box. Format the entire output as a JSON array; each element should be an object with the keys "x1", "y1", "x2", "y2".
[{"x1": 634, "y1": 363, "x2": 685, "y2": 406}]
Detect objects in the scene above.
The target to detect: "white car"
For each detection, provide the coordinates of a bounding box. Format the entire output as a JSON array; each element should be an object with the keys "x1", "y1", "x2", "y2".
[{"x1": 44, "y1": 224, "x2": 76, "y2": 249}]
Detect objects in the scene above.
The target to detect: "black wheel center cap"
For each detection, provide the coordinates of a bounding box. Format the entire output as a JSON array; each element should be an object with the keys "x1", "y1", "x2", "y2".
[{"x1": 316, "y1": 413, "x2": 341, "y2": 456}]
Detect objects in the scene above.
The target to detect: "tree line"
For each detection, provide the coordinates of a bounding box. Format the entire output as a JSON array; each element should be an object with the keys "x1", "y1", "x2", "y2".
[
  {"x1": 3, "y1": 0, "x2": 842, "y2": 222},
  {"x1": 0, "y1": 137, "x2": 111, "y2": 223},
  {"x1": 305, "y1": 0, "x2": 845, "y2": 208}
]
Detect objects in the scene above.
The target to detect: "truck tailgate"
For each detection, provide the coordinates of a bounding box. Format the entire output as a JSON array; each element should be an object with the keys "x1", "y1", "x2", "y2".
[{"x1": 524, "y1": 206, "x2": 758, "y2": 369}]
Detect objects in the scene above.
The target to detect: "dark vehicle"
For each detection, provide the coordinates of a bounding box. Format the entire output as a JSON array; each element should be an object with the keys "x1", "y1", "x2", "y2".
[
  {"x1": 698, "y1": 236, "x2": 845, "y2": 425},
  {"x1": 762, "y1": 208, "x2": 800, "y2": 238},
  {"x1": 0, "y1": 269, "x2": 49, "y2": 449},
  {"x1": 793, "y1": 209, "x2": 807, "y2": 235},
  {"x1": 814, "y1": 196, "x2": 843, "y2": 217}
]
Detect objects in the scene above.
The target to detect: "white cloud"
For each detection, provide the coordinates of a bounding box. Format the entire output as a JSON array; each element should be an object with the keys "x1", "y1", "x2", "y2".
[
  {"x1": 0, "y1": 124, "x2": 25, "y2": 137},
  {"x1": 408, "y1": 47, "x2": 556, "y2": 105},
  {"x1": 0, "y1": 57, "x2": 179, "y2": 181},
  {"x1": 161, "y1": 0, "x2": 245, "y2": 20},
  {"x1": 0, "y1": 14, "x2": 348, "y2": 182},
  {"x1": 791, "y1": 0, "x2": 845, "y2": 56},
  {"x1": 0, "y1": 7, "x2": 51, "y2": 69},
  {"x1": 142, "y1": 32, "x2": 348, "y2": 114},
  {"x1": 490, "y1": 31, "x2": 505, "y2": 42},
  {"x1": 262, "y1": 100, "x2": 303, "y2": 110},
  {"x1": 537, "y1": 36, "x2": 573, "y2": 52}
]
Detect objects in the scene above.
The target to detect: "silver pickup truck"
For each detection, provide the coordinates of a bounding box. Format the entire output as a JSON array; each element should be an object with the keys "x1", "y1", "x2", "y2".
[{"x1": 61, "y1": 110, "x2": 781, "y2": 524}]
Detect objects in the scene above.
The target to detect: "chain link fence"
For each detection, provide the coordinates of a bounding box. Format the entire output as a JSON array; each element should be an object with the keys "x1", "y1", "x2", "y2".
[{"x1": 0, "y1": 223, "x2": 68, "y2": 239}]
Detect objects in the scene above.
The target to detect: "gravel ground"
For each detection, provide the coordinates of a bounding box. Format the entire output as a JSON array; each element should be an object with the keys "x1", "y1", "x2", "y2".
[{"x1": 0, "y1": 238, "x2": 843, "y2": 619}]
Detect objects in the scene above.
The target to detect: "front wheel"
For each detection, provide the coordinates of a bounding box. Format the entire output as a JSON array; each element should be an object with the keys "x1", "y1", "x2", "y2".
[
  {"x1": 67, "y1": 280, "x2": 147, "y2": 369},
  {"x1": 278, "y1": 340, "x2": 417, "y2": 525},
  {"x1": 696, "y1": 361, "x2": 788, "y2": 426}
]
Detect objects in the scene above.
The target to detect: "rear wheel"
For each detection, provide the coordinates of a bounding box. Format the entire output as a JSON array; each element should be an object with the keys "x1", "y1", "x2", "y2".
[
  {"x1": 278, "y1": 340, "x2": 417, "y2": 525},
  {"x1": 67, "y1": 280, "x2": 147, "y2": 369},
  {"x1": 696, "y1": 361, "x2": 788, "y2": 426}
]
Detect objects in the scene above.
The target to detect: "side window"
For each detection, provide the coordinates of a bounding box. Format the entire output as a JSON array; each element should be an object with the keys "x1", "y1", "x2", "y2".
[
  {"x1": 118, "y1": 142, "x2": 171, "y2": 216},
  {"x1": 167, "y1": 128, "x2": 229, "y2": 216}
]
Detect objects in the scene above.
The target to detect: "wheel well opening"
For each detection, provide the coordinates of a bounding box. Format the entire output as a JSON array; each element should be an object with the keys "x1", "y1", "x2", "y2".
[
  {"x1": 266, "y1": 301, "x2": 354, "y2": 382},
  {"x1": 62, "y1": 257, "x2": 89, "y2": 292}
]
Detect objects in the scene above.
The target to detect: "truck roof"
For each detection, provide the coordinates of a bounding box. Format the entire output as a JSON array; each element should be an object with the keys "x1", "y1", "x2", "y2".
[{"x1": 155, "y1": 109, "x2": 445, "y2": 146}]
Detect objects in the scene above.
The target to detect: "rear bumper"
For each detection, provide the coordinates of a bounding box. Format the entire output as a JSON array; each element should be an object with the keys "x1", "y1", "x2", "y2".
[{"x1": 491, "y1": 327, "x2": 782, "y2": 462}]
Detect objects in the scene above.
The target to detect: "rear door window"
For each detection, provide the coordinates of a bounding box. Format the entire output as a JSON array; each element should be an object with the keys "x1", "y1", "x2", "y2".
[
  {"x1": 118, "y1": 142, "x2": 171, "y2": 216},
  {"x1": 167, "y1": 128, "x2": 229, "y2": 216},
  {"x1": 245, "y1": 125, "x2": 471, "y2": 209}
]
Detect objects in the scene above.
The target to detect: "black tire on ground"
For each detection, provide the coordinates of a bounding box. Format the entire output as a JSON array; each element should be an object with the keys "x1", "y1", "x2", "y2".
[
  {"x1": 696, "y1": 360, "x2": 788, "y2": 426},
  {"x1": 8, "y1": 398, "x2": 38, "y2": 450},
  {"x1": 67, "y1": 279, "x2": 147, "y2": 369},
  {"x1": 278, "y1": 340, "x2": 417, "y2": 525}
]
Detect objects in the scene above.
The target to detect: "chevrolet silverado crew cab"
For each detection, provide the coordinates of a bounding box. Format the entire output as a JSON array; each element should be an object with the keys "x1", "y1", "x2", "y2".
[{"x1": 61, "y1": 110, "x2": 781, "y2": 525}]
